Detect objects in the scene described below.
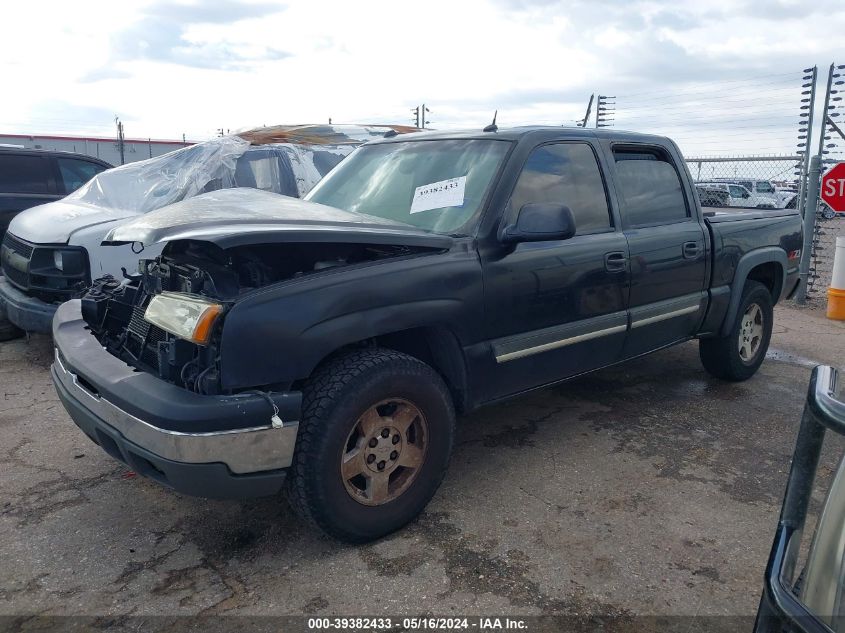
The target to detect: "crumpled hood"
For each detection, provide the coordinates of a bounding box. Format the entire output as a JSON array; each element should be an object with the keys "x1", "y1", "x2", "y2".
[
  {"x1": 8, "y1": 200, "x2": 141, "y2": 244},
  {"x1": 103, "y1": 188, "x2": 453, "y2": 250}
]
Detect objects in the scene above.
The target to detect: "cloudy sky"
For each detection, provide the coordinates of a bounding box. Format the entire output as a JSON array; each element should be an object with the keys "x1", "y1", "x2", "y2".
[{"x1": 1, "y1": 0, "x2": 843, "y2": 156}]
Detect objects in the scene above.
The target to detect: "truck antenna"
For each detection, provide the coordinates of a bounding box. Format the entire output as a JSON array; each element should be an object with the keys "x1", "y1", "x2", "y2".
[{"x1": 483, "y1": 110, "x2": 498, "y2": 133}]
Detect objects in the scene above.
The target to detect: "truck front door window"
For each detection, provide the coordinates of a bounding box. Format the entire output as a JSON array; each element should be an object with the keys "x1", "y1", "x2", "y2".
[{"x1": 508, "y1": 143, "x2": 611, "y2": 234}]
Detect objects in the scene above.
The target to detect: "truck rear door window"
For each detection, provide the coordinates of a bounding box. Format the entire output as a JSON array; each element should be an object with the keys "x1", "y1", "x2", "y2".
[
  {"x1": 613, "y1": 148, "x2": 689, "y2": 226},
  {"x1": 0, "y1": 154, "x2": 52, "y2": 194},
  {"x1": 509, "y1": 143, "x2": 611, "y2": 234}
]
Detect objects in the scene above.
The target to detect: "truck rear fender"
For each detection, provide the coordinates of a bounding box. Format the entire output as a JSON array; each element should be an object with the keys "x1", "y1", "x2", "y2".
[{"x1": 719, "y1": 248, "x2": 787, "y2": 337}]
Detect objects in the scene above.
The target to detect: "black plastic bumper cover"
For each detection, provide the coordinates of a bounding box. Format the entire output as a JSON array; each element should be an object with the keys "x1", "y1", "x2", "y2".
[{"x1": 0, "y1": 276, "x2": 56, "y2": 333}]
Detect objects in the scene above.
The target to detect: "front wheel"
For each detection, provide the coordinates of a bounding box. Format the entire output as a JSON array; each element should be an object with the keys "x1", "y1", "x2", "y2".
[
  {"x1": 286, "y1": 348, "x2": 455, "y2": 542},
  {"x1": 699, "y1": 280, "x2": 773, "y2": 382}
]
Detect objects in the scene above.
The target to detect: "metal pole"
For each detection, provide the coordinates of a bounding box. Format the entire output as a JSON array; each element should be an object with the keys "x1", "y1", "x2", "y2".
[
  {"x1": 796, "y1": 154, "x2": 821, "y2": 304},
  {"x1": 817, "y1": 64, "x2": 835, "y2": 157},
  {"x1": 796, "y1": 67, "x2": 818, "y2": 220}
]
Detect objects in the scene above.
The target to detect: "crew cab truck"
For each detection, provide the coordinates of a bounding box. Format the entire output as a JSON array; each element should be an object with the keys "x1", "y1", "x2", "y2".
[{"x1": 50, "y1": 127, "x2": 802, "y2": 542}]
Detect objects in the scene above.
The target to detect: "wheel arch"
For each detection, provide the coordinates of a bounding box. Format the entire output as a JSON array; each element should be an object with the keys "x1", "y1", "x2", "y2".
[
  {"x1": 720, "y1": 247, "x2": 787, "y2": 336},
  {"x1": 303, "y1": 325, "x2": 471, "y2": 414}
]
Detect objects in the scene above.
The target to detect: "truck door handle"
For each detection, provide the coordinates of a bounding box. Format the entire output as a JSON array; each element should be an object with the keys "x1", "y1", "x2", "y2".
[
  {"x1": 604, "y1": 251, "x2": 627, "y2": 272},
  {"x1": 683, "y1": 242, "x2": 702, "y2": 259}
]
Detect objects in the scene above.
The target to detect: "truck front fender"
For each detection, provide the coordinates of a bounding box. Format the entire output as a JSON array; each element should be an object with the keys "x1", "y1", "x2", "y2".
[{"x1": 217, "y1": 248, "x2": 483, "y2": 390}]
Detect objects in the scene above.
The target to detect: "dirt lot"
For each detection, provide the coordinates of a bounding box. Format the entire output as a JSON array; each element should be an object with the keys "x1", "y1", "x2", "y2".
[{"x1": 1, "y1": 303, "x2": 844, "y2": 625}]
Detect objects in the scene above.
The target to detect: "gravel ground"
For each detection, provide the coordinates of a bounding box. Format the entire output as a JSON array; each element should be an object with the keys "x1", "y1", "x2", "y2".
[{"x1": 1, "y1": 303, "x2": 844, "y2": 630}]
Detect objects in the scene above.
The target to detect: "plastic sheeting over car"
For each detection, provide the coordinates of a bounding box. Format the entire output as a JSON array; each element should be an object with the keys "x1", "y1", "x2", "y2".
[{"x1": 61, "y1": 124, "x2": 416, "y2": 216}]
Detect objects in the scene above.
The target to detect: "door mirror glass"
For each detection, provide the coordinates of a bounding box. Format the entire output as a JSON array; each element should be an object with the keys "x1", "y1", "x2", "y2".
[{"x1": 500, "y1": 203, "x2": 576, "y2": 243}]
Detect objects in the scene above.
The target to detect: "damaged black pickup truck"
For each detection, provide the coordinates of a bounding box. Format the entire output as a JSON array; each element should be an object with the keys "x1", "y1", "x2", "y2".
[{"x1": 51, "y1": 127, "x2": 802, "y2": 542}]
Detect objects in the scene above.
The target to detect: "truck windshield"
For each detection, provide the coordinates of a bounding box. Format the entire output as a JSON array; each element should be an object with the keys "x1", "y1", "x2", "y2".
[{"x1": 305, "y1": 139, "x2": 511, "y2": 235}]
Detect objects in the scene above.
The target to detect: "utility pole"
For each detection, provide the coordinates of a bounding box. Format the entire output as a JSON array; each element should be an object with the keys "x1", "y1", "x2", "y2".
[
  {"x1": 115, "y1": 117, "x2": 125, "y2": 165},
  {"x1": 422, "y1": 104, "x2": 431, "y2": 129}
]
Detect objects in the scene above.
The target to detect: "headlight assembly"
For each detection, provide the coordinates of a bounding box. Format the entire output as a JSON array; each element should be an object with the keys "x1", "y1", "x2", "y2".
[
  {"x1": 144, "y1": 292, "x2": 224, "y2": 345},
  {"x1": 49, "y1": 248, "x2": 85, "y2": 275}
]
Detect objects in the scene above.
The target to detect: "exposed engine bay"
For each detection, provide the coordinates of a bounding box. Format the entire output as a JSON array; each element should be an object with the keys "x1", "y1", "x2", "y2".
[{"x1": 81, "y1": 239, "x2": 427, "y2": 394}]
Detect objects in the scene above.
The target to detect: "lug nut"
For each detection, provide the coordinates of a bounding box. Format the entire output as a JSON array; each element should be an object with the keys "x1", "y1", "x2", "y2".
[
  {"x1": 381, "y1": 428, "x2": 390, "y2": 438},
  {"x1": 390, "y1": 450, "x2": 398, "y2": 460},
  {"x1": 392, "y1": 434, "x2": 400, "y2": 444},
  {"x1": 377, "y1": 461, "x2": 386, "y2": 470},
  {"x1": 369, "y1": 438, "x2": 378, "y2": 448},
  {"x1": 367, "y1": 454, "x2": 376, "y2": 464}
]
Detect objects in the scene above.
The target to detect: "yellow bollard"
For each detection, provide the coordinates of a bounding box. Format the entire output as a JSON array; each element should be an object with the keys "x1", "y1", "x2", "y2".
[{"x1": 828, "y1": 236, "x2": 845, "y2": 320}]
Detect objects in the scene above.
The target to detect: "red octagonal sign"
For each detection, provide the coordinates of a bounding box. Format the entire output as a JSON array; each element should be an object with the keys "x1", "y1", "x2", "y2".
[{"x1": 822, "y1": 163, "x2": 845, "y2": 213}]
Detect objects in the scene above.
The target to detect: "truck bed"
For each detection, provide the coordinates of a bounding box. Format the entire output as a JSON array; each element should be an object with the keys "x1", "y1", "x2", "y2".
[{"x1": 703, "y1": 206, "x2": 802, "y2": 299}]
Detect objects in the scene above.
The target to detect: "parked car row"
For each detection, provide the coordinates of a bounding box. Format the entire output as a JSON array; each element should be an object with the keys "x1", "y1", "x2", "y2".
[{"x1": 695, "y1": 181, "x2": 777, "y2": 209}]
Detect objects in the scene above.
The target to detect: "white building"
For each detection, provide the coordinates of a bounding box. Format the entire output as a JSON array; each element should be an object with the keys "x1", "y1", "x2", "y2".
[{"x1": 0, "y1": 133, "x2": 194, "y2": 166}]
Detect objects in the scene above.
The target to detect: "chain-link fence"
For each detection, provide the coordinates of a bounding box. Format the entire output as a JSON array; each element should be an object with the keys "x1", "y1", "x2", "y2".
[
  {"x1": 682, "y1": 154, "x2": 843, "y2": 301},
  {"x1": 684, "y1": 155, "x2": 802, "y2": 209}
]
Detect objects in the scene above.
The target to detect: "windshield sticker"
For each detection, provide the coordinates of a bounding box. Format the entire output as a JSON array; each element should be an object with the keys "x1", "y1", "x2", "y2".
[{"x1": 410, "y1": 176, "x2": 466, "y2": 214}]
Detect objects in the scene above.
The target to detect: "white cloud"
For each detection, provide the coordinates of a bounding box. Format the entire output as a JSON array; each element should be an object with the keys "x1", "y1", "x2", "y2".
[{"x1": 0, "y1": 0, "x2": 842, "y2": 156}]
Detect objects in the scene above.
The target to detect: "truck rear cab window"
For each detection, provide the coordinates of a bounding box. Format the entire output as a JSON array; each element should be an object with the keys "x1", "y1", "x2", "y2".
[
  {"x1": 0, "y1": 154, "x2": 52, "y2": 194},
  {"x1": 613, "y1": 148, "x2": 689, "y2": 226},
  {"x1": 56, "y1": 157, "x2": 106, "y2": 194},
  {"x1": 509, "y1": 142, "x2": 611, "y2": 234}
]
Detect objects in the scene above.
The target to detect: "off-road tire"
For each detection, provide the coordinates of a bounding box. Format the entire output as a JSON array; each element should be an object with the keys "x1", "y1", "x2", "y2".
[
  {"x1": 0, "y1": 304, "x2": 24, "y2": 342},
  {"x1": 286, "y1": 348, "x2": 455, "y2": 542},
  {"x1": 699, "y1": 280, "x2": 773, "y2": 382}
]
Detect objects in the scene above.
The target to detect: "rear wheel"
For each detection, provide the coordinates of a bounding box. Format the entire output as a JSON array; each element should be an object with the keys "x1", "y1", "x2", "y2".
[
  {"x1": 699, "y1": 280, "x2": 773, "y2": 382},
  {"x1": 286, "y1": 348, "x2": 455, "y2": 542}
]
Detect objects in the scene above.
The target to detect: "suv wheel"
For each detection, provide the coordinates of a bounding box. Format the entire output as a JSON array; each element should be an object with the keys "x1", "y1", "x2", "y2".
[
  {"x1": 699, "y1": 280, "x2": 773, "y2": 382},
  {"x1": 287, "y1": 348, "x2": 455, "y2": 542}
]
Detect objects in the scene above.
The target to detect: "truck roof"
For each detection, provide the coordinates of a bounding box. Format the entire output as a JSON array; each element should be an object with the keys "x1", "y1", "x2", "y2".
[{"x1": 370, "y1": 126, "x2": 673, "y2": 146}]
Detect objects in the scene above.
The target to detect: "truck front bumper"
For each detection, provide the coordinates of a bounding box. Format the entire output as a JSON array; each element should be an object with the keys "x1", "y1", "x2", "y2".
[
  {"x1": 51, "y1": 300, "x2": 302, "y2": 499},
  {"x1": 0, "y1": 276, "x2": 56, "y2": 333}
]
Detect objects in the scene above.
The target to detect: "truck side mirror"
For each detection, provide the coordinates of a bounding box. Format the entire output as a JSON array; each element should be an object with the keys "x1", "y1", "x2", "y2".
[{"x1": 500, "y1": 203, "x2": 576, "y2": 244}]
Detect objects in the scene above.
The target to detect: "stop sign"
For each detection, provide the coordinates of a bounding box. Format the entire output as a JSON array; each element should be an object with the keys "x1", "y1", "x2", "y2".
[{"x1": 821, "y1": 163, "x2": 845, "y2": 213}]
